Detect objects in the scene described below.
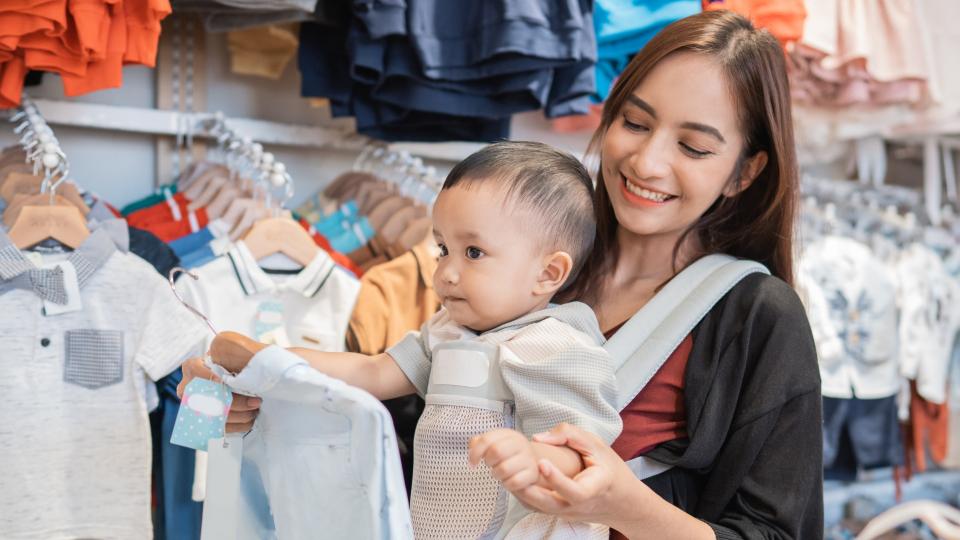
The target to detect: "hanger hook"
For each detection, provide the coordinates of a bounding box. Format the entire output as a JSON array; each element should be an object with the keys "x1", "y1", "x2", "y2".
[{"x1": 168, "y1": 267, "x2": 219, "y2": 335}]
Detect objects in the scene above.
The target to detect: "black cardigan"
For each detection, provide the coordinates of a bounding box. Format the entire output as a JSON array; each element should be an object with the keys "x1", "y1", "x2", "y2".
[{"x1": 641, "y1": 273, "x2": 824, "y2": 540}]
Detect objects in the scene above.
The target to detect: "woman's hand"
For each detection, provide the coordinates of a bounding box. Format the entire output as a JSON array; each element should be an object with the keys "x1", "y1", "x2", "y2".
[
  {"x1": 177, "y1": 356, "x2": 262, "y2": 433},
  {"x1": 514, "y1": 423, "x2": 715, "y2": 539},
  {"x1": 508, "y1": 423, "x2": 636, "y2": 526}
]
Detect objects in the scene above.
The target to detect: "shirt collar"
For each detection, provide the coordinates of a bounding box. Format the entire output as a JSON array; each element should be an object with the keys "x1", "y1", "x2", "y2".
[
  {"x1": 227, "y1": 240, "x2": 336, "y2": 298},
  {"x1": 0, "y1": 227, "x2": 118, "y2": 287}
]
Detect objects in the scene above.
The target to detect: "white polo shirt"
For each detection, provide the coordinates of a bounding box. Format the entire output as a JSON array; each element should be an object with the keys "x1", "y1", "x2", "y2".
[
  {"x1": 0, "y1": 229, "x2": 208, "y2": 539},
  {"x1": 176, "y1": 240, "x2": 360, "y2": 351}
]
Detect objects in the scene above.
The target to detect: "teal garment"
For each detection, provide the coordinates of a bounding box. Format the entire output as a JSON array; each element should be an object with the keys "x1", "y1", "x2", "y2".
[
  {"x1": 313, "y1": 200, "x2": 361, "y2": 238},
  {"x1": 593, "y1": 0, "x2": 701, "y2": 101},
  {"x1": 121, "y1": 184, "x2": 178, "y2": 216},
  {"x1": 329, "y1": 217, "x2": 376, "y2": 254}
]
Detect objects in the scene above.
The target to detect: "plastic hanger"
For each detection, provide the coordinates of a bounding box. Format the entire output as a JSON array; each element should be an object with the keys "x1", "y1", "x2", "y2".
[
  {"x1": 242, "y1": 162, "x2": 318, "y2": 267},
  {"x1": 857, "y1": 500, "x2": 960, "y2": 540}
]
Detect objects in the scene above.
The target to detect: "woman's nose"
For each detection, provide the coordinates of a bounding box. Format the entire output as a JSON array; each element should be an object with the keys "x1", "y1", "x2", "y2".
[{"x1": 628, "y1": 135, "x2": 671, "y2": 181}]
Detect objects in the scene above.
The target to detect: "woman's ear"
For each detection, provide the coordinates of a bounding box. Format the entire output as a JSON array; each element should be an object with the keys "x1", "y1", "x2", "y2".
[
  {"x1": 535, "y1": 251, "x2": 574, "y2": 297},
  {"x1": 724, "y1": 151, "x2": 768, "y2": 197}
]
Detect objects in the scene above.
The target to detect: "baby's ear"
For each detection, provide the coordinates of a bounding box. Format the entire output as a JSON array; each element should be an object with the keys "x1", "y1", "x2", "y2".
[{"x1": 535, "y1": 251, "x2": 574, "y2": 296}]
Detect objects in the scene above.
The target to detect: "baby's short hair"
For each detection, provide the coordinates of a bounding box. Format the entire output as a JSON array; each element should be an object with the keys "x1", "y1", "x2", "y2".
[{"x1": 442, "y1": 141, "x2": 596, "y2": 282}]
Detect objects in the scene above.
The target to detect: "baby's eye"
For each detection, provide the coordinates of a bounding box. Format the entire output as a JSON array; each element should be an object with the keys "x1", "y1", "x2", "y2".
[
  {"x1": 465, "y1": 246, "x2": 484, "y2": 260},
  {"x1": 438, "y1": 244, "x2": 448, "y2": 257}
]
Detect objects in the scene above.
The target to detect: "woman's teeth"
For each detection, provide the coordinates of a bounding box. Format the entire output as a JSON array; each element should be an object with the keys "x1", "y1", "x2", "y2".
[{"x1": 625, "y1": 180, "x2": 672, "y2": 202}]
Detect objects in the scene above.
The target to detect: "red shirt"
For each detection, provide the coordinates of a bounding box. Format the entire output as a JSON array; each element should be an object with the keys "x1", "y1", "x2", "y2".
[{"x1": 607, "y1": 329, "x2": 692, "y2": 540}]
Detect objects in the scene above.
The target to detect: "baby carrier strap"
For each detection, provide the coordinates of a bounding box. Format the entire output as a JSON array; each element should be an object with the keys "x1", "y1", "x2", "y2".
[{"x1": 606, "y1": 254, "x2": 769, "y2": 478}]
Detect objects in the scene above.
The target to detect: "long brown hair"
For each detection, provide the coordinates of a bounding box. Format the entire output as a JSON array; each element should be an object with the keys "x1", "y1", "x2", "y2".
[{"x1": 563, "y1": 10, "x2": 799, "y2": 304}]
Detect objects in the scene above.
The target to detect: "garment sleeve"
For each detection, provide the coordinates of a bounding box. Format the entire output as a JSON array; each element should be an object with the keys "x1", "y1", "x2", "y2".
[
  {"x1": 346, "y1": 274, "x2": 390, "y2": 355},
  {"x1": 694, "y1": 279, "x2": 824, "y2": 540},
  {"x1": 386, "y1": 324, "x2": 431, "y2": 397},
  {"x1": 134, "y1": 263, "x2": 209, "y2": 381},
  {"x1": 704, "y1": 390, "x2": 823, "y2": 540},
  {"x1": 499, "y1": 335, "x2": 622, "y2": 444}
]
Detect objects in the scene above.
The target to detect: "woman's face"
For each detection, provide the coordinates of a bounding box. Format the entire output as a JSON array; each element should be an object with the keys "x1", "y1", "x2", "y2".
[{"x1": 601, "y1": 52, "x2": 750, "y2": 241}]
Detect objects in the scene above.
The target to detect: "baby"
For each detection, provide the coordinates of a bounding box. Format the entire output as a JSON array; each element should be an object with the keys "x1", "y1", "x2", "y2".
[{"x1": 211, "y1": 141, "x2": 621, "y2": 539}]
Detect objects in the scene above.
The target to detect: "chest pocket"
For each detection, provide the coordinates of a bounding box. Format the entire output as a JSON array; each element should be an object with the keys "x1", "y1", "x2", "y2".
[{"x1": 64, "y1": 329, "x2": 124, "y2": 389}]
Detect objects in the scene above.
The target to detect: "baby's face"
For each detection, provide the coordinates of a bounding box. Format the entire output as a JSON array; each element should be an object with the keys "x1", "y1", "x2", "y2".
[{"x1": 431, "y1": 182, "x2": 549, "y2": 332}]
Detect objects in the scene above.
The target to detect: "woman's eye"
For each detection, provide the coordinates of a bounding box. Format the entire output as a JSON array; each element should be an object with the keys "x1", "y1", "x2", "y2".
[
  {"x1": 438, "y1": 244, "x2": 448, "y2": 257},
  {"x1": 680, "y1": 142, "x2": 712, "y2": 158},
  {"x1": 466, "y1": 247, "x2": 484, "y2": 260},
  {"x1": 622, "y1": 116, "x2": 648, "y2": 133}
]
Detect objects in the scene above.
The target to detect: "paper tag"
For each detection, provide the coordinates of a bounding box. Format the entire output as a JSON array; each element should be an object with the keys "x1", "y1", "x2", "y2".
[
  {"x1": 42, "y1": 260, "x2": 83, "y2": 316},
  {"x1": 201, "y1": 435, "x2": 243, "y2": 540},
  {"x1": 171, "y1": 378, "x2": 233, "y2": 451}
]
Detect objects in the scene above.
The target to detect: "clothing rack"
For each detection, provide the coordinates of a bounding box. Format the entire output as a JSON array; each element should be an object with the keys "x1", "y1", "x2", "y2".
[{"x1": 8, "y1": 95, "x2": 70, "y2": 197}]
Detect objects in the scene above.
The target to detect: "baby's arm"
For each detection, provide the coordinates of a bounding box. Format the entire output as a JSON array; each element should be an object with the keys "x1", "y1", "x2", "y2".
[{"x1": 210, "y1": 331, "x2": 416, "y2": 400}]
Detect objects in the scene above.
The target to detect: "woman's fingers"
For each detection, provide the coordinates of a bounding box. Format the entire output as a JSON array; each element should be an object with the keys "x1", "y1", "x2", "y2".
[
  {"x1": 230, "y1": 394, "x2": 262, "y2": 412},
  {"x1": 515, "y1": 484, "x2": 571, "y2": 514},
  {"x1": 538, "y1": 459, "x2": 609, "y2": 504}
]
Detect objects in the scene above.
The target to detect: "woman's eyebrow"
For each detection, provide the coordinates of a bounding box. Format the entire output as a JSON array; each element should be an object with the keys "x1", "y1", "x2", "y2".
[
  {"x1": 680, "y1": 122, "x2": 726, "y2": 144},
  {"x1": 627, "y1": 95, "x2": 657, "y2": 118},
  {"x1": 627, "y1": 95, "x2": 726, "y2": 144}
]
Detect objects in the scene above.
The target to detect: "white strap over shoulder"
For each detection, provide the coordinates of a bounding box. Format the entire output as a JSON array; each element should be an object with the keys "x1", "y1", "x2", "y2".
[{"x1": 605, "y1": 254, "x2": 769, "y2": 411}]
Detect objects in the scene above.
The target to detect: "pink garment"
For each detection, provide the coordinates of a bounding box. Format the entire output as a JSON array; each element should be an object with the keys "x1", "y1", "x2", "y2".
[{"x1": 788, "y1": 0, "x2": 933, "y2": 108}]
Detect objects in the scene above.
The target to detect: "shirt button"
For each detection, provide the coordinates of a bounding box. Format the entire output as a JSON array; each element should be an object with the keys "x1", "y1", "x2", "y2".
[{"x1": 40, "y1": 338, "x2": 51, "y2": 347}]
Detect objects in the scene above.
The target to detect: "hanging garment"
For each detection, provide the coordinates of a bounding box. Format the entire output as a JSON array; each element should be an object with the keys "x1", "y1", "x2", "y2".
[
  {"x1": 593, "y1": 0, "x2": 701, "y2": 101},
  {"x1": 822, "y1": 395, "x2": 903, "y2": 480},
  {"x1": 797, "y1": 235, "x2": 900, "y2": 399},
  {"x1": 702, "y1": 0, "x2": 806, "y2": 46},
  {"x1": 227, "y1": 24, "x2": 299, "y2": 79},
  {"x1": 0, "y1": 0, "x2": 171, "y2": 108},
  {"x1": 387, "y1": 303, "x2": 621, "y2": 539},
  {"x1": 298, "y1": 0, "x2": 597, "y2": 142},
  {"x1": 0, "y1": 228, "x2": 207, "y2": 539},
  {"x1": 206, "y1": 345, "x2": 414, "y2": 539},
  {"x1": 895, "y1": 243, "x2": 960, "y2": 404},
  {"x1": 176, "y1": 240, "x2": 361, "y2": 351}
]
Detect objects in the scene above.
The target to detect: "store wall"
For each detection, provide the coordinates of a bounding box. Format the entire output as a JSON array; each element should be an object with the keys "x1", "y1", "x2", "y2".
[{"x1": 0, "y1": 28, "x2": 593, "y2": 209}]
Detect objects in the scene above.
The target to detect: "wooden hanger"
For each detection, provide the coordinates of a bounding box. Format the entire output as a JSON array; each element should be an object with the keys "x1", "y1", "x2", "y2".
[
  {"x1": 0, "y1": 162, "x2": 33, "y2": 189},
  {"x1": 381, "y1": 204, "x2": 427, "y2": 244},
  {"x1": 367, "y1": 195, "x2": 413, "y2": 230},
  {"x1": 205, "y1": 183, "x2": 247, "y2": 219},
  {"x1": 336, "y1": 173, "x2": 382, "y2": 203},
  {"x1": 395, "y1": 216, "x2": 433, "y2": 256},
  {"x1": 354, "y1": 180, "x2": 392, "y2": 211},
  {"x1": 360, "y1": 188, "x2": 396, "y2": 215},
  {"x1": 324, "y1": 171, "x2": 376, "y2": 201},
  {"x1": 7, "y1": 194, "x2": 90, "y2": 249},
  {"x1": 1, "y1": 172, "x2": 90, "y2": 214},
  {"x1": 183, "y1": 164, "x2": 229, "y2": 200},
  {"x1": 243, "y1": 213, "x2": 319, "y2": 267}
]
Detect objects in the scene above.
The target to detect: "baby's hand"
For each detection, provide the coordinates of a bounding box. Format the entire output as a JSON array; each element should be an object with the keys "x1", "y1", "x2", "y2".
[
  {"x1": 209, "y1": 331, "x2": 269, "y2": 374},
  {"x1": 468, "y1": 428, "x2": 540, "y2": 492}
]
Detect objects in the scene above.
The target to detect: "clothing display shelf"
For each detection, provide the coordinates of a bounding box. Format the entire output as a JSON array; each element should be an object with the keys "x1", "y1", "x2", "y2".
[{"x1": 5, "y1": 99, "x2": 484, "y2": 165}]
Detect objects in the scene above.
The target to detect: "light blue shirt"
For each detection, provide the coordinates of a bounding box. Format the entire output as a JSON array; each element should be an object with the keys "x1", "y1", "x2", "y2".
[{"x1": 213, "y1": 346, "x2": 413, "y2": 539}]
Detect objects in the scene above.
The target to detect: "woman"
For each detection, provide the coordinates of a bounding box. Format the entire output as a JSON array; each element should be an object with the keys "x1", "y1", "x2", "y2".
[
  {"x1": 477, "y1": 10, "x2": 822, "y2": 539},
  {"x1": 184, "y1": 10, "x2": 821, "y2": 539}
]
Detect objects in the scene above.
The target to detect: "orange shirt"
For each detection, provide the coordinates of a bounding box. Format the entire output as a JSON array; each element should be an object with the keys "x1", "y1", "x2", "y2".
[{"x1": 0, "y1": 0, "x2": 171, "y2": 108}]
